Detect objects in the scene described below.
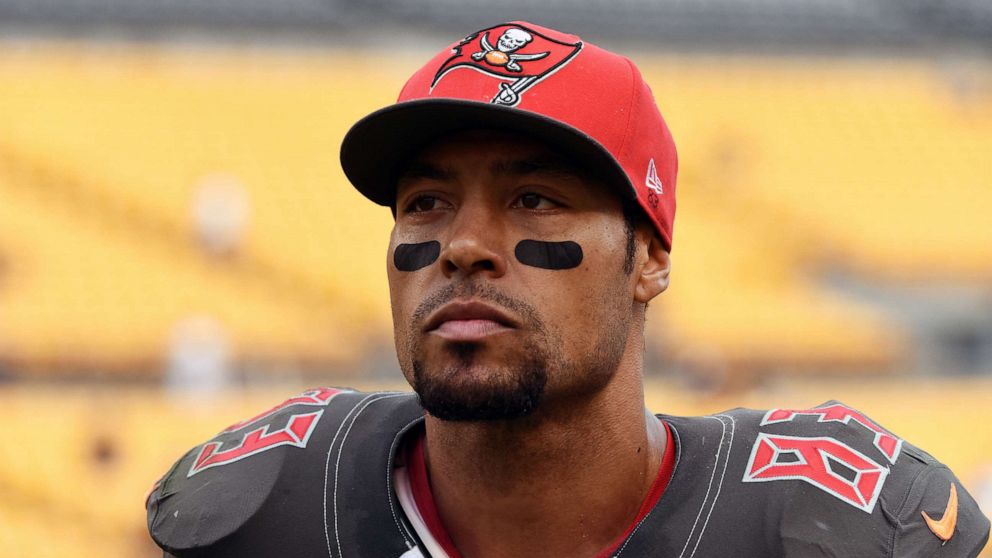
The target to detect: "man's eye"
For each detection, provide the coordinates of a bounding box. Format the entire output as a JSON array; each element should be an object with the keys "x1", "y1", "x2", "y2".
[
  {"x1": 514, "y1": 193, "x2": 557, "y2": 210},
  {"x1": 407, "y1": 196, "x2": 442, "y2": 213}
]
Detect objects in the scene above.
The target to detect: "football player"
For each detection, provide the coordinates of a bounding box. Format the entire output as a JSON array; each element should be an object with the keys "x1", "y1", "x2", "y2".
[{"x1": 147, "y1": 21, "x2": 990, "y2": 557}]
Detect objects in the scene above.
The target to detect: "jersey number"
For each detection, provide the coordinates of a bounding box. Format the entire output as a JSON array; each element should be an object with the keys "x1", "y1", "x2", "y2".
[
  {"x1": 742, "y1": 403, "x2": 902, "y2": 513},
  {"x1": 187, "y1": 387, "x2": 348, "y2": 477}
]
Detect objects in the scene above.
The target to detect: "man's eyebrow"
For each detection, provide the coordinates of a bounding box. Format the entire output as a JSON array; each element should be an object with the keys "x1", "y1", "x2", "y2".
[
  {"x1": 491, "y1": 157, "x2": 583, "y2": 181},
  {"x1": 397, "y1": 160, "x2": 454, "y2": 182}
]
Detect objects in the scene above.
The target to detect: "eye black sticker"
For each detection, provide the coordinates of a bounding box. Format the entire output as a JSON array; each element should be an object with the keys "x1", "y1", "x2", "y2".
[
  {"x1": 515, "y1": 240, "x2": 583, "y2": 270},
  {"x1": 394, "y1": 241, "x2": 441, "y2": 272}
]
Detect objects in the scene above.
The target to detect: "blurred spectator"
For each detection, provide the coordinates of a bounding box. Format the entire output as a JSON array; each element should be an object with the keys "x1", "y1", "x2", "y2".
[
  {"x1": 165, "y1": 315, "x2": 234, "y2": 397},
  {"x1": 190, "y1": 172, "x2": 251, "y2": 259}
]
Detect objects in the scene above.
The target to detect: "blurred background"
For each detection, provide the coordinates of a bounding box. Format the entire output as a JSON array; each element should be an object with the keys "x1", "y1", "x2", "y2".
[{"x1": 1, "y1": 1, "x2": 991, "y2": 555}]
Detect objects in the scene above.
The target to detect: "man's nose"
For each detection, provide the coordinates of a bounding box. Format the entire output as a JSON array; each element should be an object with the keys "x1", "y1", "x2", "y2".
[{"x1": 439, "y1": 206, "x2": 508, "y2": 279}]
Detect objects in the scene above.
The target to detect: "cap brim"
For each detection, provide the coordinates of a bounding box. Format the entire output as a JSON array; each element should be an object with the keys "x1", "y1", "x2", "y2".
[{"x1": 340, "y1": 98, "x2": 636, "y2": 207}]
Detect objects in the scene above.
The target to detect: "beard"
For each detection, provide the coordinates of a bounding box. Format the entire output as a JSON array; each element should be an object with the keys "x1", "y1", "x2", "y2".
[
  {"x1": 411, "y1": 341, "x2": 550, "y2": 421},
  {"x1": 400, "y1": 280, "x2": 630, "y2": 422}
]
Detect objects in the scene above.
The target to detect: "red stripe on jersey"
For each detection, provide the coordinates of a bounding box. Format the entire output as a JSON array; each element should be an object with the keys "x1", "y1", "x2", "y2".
[
  {"x1": 596, "y1": 419, "x2": 676, "y2": 558},
  {"x1": 407, "y1": 431, "x2": 462, "y2": 557},
  {"x1": 406, "y1": 419, "x2": 676, "y2": 557}
]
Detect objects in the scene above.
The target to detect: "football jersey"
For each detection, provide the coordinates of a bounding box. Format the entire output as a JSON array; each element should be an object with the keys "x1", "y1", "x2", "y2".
[
  {"x1": 146, "y1": 388, "x2": 990, "y2": 557},
  {"x1": 393, "y1": 418, "x2": 677, "y2": 558}
]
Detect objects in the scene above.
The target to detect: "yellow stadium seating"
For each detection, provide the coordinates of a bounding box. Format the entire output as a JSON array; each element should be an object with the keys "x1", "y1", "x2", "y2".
[
  {"x1": 640, "y1": 56, "x2": 990, "y2": 370},
  {"x1": 0, "y1": 44, "x2": 989, "y2": 373}
]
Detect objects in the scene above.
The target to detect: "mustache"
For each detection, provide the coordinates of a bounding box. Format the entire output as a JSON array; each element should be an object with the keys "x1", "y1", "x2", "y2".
[{"x1": 411, "y1": 280, "x2": 544, "y2": 333}]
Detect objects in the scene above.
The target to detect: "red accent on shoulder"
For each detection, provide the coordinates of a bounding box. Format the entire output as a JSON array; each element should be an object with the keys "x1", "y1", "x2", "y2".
[
  {"x1": 408, "y1": 430, "x2": 463, "y2": 558},
  {"x1": 594, "y1": 418, "x2": 676, "y2": 558},
  {"x1": 762, "y1": 403, "x2": 902, "y2": 464}
]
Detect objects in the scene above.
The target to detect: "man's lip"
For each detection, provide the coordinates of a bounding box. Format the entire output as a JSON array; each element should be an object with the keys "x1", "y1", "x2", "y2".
[
  {"x1": 423, "y1": 301, "x2": 519, "y2": 334},
  {"x1": 431, "y1": 319, "x2": 514, "y2": 342}
]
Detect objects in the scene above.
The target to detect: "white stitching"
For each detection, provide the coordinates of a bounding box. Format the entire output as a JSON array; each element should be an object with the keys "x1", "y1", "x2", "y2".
[
  {"x1": 613, "y1": 420, "x2": 684, "y2": 557},
  {"x1": 678, "y1": 415, "x2": 730, "y2": 558},
  {"x1": 687, "y1": 415, "x2": 736, "y2": 558},
  {"x1": 334, "y1": 393, "x2": 409, "y2": 558},
  {"x1": 323, "y1": 393, "x2": 380, "y2": 558},
  {"x1": 386, "y1": 414, "x2": 422, "y2": 547}
]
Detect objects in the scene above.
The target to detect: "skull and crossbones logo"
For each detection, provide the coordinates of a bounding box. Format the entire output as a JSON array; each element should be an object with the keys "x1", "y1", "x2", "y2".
[{"x1": 471, "y1": 28, "x2": 549, "y2": 72}]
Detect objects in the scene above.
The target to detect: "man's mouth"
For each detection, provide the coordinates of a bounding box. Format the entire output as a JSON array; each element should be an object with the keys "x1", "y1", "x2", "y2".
[{"x1": 423, "y1": 301, "x2": 518, "y2": 342}]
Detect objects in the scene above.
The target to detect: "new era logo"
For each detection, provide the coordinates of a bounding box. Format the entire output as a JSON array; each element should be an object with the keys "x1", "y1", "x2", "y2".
[{"x1": 645, "y1": 159, "x2": 664, "y2": 195}]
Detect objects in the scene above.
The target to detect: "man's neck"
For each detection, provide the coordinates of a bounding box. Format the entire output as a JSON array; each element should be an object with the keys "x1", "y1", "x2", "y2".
[{"x1": 422, "y1": 368, "x2": 666, "y2": 558}]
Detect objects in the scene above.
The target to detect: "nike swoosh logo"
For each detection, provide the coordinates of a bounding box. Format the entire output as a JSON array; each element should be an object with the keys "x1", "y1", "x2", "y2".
[{"x1": 922, "y1": 483, "x2": 958, "y2": 542}]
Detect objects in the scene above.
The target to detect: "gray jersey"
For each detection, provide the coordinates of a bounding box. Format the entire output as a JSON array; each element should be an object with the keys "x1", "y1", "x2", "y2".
[{"x1": 147, "y1": 389, "x2": 990, "y2": 557}]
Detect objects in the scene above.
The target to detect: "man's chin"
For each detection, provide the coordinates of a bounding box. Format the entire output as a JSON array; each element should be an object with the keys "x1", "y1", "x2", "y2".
[{"x1": 411, "y1": 358, "x2": 547, "y2": 422}]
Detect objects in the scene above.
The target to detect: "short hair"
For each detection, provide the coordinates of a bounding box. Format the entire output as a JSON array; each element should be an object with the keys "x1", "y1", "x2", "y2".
[{"x1": 622, "y1": 197, "x2": 643, "y2": 276}]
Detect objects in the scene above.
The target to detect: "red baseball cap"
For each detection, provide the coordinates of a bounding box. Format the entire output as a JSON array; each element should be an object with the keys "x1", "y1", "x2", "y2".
[{"x1": 341, "y1": 21, "x2": 678, "y2": 250}]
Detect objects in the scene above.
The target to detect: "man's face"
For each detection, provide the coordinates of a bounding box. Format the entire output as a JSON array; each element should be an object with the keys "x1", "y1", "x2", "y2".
[{"x1": 388, "y1": 130, "x2": 638, "y2": 421}]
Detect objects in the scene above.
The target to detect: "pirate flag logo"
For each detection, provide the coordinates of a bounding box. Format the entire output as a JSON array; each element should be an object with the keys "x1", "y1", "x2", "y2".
[{"x1": 431, "y1": 23, "x2": 584, "y2": 106}]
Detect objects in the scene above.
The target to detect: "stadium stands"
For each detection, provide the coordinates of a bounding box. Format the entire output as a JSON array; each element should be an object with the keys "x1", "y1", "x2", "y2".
[
  {"x1": 1, "y1": 45, "x2": 990, "y2": 376},
  {"x1": 0, "y1": 47, "x2": 406, "y2": 374},
  {"x1": 0, "y1": 6, "x2": 990, "y2": 555},
  {"x1": 0, "y1": 387, "x2": 271, "y2": 557},
  {"x1": 640, "y1": 55, "x2": 992, "y2": 373},
  {"x1": 1, "y1": 0, "x2": 990, "y2": 50},
  {"x1": 1, "y1": 1, "x2": 989, "y2": 556}
]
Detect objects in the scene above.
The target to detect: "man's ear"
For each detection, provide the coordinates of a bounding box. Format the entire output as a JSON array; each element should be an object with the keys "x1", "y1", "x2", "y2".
[{"x1": 634, "y1": 230, "x2": 671, "y2": 304}]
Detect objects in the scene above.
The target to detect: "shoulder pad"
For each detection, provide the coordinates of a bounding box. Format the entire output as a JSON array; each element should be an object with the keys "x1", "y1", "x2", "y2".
[
  {"x1": 729, "y1": 401, "x2": 988, "y2": 556},
  {"x1": 889, "y1": 453, "x2": 990, "y2": 557},
  {"x1": 638, "y1": 402, "x2": 988, "y2": 557},
  {"x1": 146, "y1": 388, "x2": 424, "y2": 558}
]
